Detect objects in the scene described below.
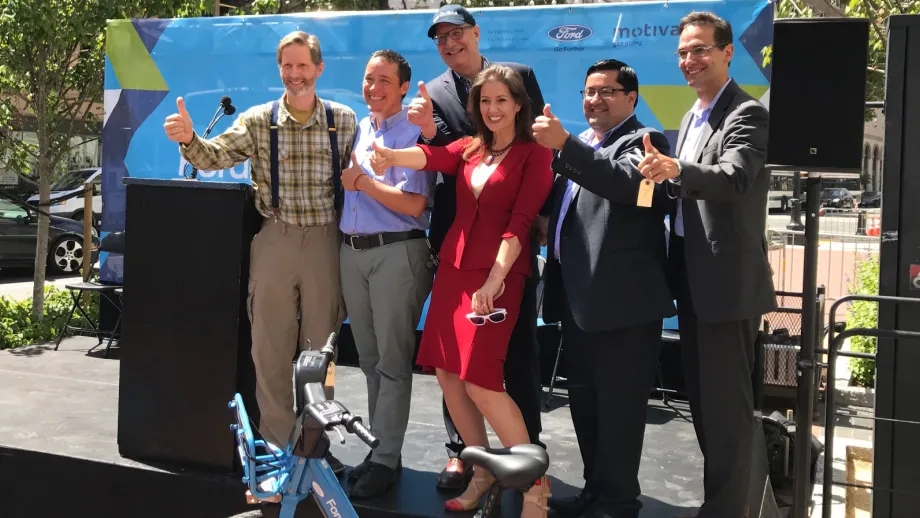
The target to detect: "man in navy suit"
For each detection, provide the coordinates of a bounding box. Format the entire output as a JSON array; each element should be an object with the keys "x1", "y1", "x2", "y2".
[
  {"x1": 406, "y1": 4, "x2": 549, "y2": 490},
  {"x1": 534, "y1": 59, "x2": 675, "y2": 518}
]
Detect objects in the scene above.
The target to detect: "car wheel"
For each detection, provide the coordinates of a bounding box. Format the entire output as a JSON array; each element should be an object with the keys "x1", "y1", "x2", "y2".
[{"x1": 48, "y1": 235, "x2": 85, "y2": 276}]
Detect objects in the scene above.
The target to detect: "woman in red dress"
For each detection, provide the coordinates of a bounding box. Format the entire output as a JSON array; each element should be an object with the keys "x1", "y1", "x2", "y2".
[{"x1": 368, "y1": 64, "x2": 553, "y2": 517}]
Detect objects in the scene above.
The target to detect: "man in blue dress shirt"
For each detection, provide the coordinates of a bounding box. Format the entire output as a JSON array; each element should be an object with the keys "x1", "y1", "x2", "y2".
[{"x1": 338, "y1": 49, "x2": 436, "y2": 499}]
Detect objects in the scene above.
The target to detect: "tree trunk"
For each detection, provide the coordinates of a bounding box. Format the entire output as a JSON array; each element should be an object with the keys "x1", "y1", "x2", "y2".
[{"x1": 31, "y1": 89, "x2": 51, "y2": 322}]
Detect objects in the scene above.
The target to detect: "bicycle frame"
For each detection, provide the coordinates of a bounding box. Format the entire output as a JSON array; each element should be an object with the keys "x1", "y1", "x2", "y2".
[
  {"x1": 229, "y1": 393, "x2": 361, "y2": 518},
  {"x1": 228, "y1": 333, "x2": 376, "y2": 518}
]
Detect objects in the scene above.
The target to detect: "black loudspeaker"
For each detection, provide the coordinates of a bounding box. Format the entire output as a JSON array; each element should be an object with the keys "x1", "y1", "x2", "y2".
[
  {"x1": 766, "y1": 18, "x2": 870, "y2": 172},
  {"x1": 117, "y1": 178, "x2": 262, "y2": 472}
]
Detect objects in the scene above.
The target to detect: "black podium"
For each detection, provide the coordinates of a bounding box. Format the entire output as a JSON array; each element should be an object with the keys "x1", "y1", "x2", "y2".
[{"x1": 117, "y1": 178, "x2": 262, "y2": 472}]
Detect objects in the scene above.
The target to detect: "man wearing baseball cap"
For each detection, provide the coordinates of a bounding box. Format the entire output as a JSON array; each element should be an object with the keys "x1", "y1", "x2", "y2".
[{"x1": 405, "y1": 3, "x2": 551, "y2": 491}]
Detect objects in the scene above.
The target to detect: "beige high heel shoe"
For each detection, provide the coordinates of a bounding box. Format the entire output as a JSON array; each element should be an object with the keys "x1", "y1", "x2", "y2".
[
  {"x1": 520, "y1": 476, "x2": 551, "y2": 518},
  {"x1": 445, "y1": 467, "x2": 495, "y2": 512}
]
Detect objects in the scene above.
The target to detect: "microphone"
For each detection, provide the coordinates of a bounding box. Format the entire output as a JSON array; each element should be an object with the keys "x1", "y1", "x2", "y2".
[{"x1": 188, "y1": 96, "x2": 237, "y2": 179}]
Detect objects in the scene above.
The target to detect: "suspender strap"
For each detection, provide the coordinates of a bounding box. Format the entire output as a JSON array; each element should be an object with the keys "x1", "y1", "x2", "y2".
[
  {"x1": 269, "y1": 100, "x2": 280, "y2": 219},
  {"x1": 268, "y1": 100, "x2": 344, "y2": 220},
  {"x1": 323, "y1": 100, "x2": 343, "y2": 213}
]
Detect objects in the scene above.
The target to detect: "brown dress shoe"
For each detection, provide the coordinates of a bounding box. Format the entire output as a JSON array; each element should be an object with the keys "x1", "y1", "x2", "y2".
[{"x1": 437, "y1": 457, "x2": 472, "y2": 490}]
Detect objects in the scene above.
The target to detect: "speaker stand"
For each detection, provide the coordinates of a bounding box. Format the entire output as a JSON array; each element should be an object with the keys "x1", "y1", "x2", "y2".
[
  {"x1": 791, "y1": 172, "x2": 823, "y2": 518},
  {"x1": 786, "y1": 171, "x2": 805, "y2": 231}
]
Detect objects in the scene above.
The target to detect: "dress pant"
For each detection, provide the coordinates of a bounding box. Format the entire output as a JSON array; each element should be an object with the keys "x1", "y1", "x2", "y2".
[
  {"x1": 669, "y1": 236, "x2": 761, "y2": 518},
  {"x1": 562, "y1": 282, "x2": 662, "y2": 516},
  {"x1": 442, "y1": 248, "x2": 546, "y2": 455}
]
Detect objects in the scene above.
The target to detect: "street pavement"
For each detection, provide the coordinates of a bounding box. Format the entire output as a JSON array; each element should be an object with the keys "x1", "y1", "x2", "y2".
[{"x1": 0, "y1": 269, "x2": 81, "y2": 302}]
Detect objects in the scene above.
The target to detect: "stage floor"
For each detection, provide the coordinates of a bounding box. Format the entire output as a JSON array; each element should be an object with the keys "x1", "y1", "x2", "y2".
[{"x1": 0, "y1": 337, "x2": 704, "y2": 517}]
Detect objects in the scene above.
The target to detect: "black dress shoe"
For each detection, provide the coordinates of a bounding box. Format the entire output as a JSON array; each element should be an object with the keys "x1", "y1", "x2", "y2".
[
  {"x1": 349, "y1": 462, "x2": 398, "y2": 498},
  {"x1": 324, "y1": 451, "x2": 345, "y2": 476},
  {"x1": 437, "y1": 457, "x2": 472, "y2": 490},
  {"x1": 348, "y1": 452, "x2": 402, "y2": 482},
  {"x1": 548, "y1": 490, "x2": 596, "y2": 517}
]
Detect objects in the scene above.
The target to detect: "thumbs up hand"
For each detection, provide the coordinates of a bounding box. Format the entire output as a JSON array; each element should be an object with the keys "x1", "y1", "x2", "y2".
[
  {"x1": 638, "y1": 132, "x2": 680, "y2": 183},
  {"x1": 342, "y1": 152, "x2": 366, "y2": 191},
  {"x1": 368, "y1": 140, "x2": 395, "y2": 175},
  {"x1": 407, "y1": 81, "x2": 436, "y2": 138},
  {"x1": 532, "y1": 104, "x2": 569, "y2": 150},
  {"x1": 163, "y1": 97, "x2": 195, "y2": 145}
]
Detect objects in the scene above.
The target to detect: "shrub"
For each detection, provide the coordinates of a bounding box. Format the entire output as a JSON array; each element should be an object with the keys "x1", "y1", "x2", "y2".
[
  {"x1": 0, "y1": 286, "x2": 99, "y2": 350},
  {"x1": 846, "y1": 254, "x2": 879, "y2": 387}
]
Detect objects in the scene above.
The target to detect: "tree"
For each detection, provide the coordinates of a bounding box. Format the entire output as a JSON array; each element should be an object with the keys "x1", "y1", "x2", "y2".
[
  {"x1": 763, "y1": 0, "x2": 920, "y2": 115},
  {"x1": 0, "y1": 0, "x2": 208, "y2": 320}
]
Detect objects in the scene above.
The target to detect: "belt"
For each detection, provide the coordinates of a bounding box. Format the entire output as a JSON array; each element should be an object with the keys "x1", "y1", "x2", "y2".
[{"x1": 343, "y1": 229, "x2": 427, "y2": 250}]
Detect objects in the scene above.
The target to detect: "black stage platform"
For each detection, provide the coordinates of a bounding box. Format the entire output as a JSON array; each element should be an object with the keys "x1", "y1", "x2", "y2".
[{"x1": 0, "y1": 337, "x2": 702, "y2": 517}]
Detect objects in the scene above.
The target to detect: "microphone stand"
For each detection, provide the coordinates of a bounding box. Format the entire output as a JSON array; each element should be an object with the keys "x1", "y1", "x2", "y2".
[{"x1": 184, "y1": 104, "x2": 226, "y2": 180}]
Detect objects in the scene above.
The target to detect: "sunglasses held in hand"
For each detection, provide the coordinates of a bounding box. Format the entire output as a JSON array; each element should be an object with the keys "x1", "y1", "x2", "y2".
[{"x1": 466, "y1": 308, "x2": 508, "y2": 326}]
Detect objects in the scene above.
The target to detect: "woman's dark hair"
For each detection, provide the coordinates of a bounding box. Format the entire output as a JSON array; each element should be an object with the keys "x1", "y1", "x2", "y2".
[{"x1": 463, "y1": 64, "x2": 534, "y2": 161}]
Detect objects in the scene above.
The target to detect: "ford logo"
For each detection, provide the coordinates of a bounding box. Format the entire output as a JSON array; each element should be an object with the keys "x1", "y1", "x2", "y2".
[{"x1": 547, "y1": 25, "x2": 593, "y2": 42}]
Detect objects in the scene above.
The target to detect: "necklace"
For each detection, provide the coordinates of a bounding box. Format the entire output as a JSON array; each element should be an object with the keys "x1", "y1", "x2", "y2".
[{"x1": 483, "y1": 140, "x2": 514, "y2": 166}]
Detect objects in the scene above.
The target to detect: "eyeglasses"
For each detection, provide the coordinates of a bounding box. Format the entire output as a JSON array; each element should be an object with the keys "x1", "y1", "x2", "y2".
[
  {"x1": 581, "y1": 87, "x2": 626, "y2": 100},
  {"x1": 432, "y1": 25, "x2": 472, "y2": 45},
  {"x1": 466, "y1": 308, "x2": 508, "y2": 326},
  {"x1": 675, "y1": 43, "x2": 728, "y2": 61}
]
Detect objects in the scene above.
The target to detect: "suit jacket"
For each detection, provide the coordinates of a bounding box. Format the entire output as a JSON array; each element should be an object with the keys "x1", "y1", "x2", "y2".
[
  {"x1": 542, "y1": 116, "x2": 676, "y2": 333},
  {"x1": 419, "y1": 138, "x2": 554, "y2": 277},
  {"x1": 422, "y1": 61, "x2": 547, "y2": 253},
  {"x1": 666, "y1": 79, "x2": 777, "y2": 323}
]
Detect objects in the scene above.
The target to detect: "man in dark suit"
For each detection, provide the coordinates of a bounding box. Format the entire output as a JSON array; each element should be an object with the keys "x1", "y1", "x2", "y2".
[
  {"x1": 407, "y1": 4, "x2": 549, "y2": 489},
  {"x1": 533, "y1": 59, "x2": 676, "y2": 518},
  {"x1": 639, "y1": 12, "x2": 777, "y2": 518}
]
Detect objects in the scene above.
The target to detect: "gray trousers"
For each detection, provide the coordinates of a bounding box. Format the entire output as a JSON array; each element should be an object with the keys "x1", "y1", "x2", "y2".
[{"x1": 339, "y1": 237, "x2": 434, "y2": 469}]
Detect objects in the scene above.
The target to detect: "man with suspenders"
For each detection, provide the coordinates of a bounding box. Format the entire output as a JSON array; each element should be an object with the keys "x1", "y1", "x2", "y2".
[{"x1": 164, "y1": 31, "x2": 357, "y2": 474}]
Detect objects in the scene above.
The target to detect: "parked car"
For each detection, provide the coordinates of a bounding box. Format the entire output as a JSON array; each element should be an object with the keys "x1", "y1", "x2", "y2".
[
  {"x1": 859, "y1": 191, "x2": 881, "y2": 208},
  {"x1": 819, "y1": 187, "x2": 855, "y2": 209},
  {"x1": 0, "y1": 196, "x2": 98, "y2": 276},
  {"x1": 26, "y1": 167, "x2": 101, "y2": 227}
]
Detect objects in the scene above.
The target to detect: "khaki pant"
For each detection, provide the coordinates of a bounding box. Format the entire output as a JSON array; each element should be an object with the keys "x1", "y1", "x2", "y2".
[{"x1": 247, "y1": 219, "x2": 344, "y2": 448}]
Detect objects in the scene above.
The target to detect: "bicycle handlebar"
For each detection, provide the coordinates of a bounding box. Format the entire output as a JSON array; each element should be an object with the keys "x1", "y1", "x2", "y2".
[{"x1": 342, "y1": 413, "x2": 379, "y2": 448}]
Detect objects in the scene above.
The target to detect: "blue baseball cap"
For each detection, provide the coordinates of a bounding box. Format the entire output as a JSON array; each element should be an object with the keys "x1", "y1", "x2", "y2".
[{"x1": 427, "y1": 4, "x2": 477, "y2": 38}]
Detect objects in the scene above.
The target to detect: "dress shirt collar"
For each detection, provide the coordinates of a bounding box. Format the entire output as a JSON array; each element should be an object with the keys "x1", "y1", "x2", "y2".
[
  {"x1": 690, "y1": 78, "x2": 732, "y2": 119},
  {"x1": 580, "y1": 113, "x2": 637, "y2": 148},
  {"x1": 278, "y1": 93, "x2": 324, "y2": 127},
  {"x1": 452, "y1": 56, "x2": 492, "y2": 93},
  {"x1": 370, "y1": 106, "x2": 409, "y2": 133}
]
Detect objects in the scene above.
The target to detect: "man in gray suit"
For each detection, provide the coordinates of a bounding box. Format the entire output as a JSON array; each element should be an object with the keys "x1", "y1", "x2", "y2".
[
  {"x1": 639, "y1": 11, "x2": 777, "y2": 518},
  {"x1": 534, "y1": 59, "x2": 676, "y2": 518}
]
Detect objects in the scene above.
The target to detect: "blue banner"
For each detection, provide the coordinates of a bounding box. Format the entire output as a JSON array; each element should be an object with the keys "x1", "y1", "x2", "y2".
[{"x1": 101, "y1": 1, "x2": 772, "y2": 284}]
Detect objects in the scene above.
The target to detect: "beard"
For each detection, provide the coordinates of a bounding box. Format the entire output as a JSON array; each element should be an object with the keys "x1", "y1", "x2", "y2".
[{"x1": 284, "y1": 76, "x2": 316, "y2": 97}]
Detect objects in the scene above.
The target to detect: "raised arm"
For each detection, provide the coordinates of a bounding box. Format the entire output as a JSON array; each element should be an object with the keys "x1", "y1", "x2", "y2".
[
  {"x1": 554, "y1": 129, "x2": 672, "y2": 205},
  {"x1": 369, "y1": 137, "x2": 468, "y2": 177},
  {"x1": 165, "y1": 98, "x2": 256, "y2": 171},
  {"x1": 676, "y1": 101, "x2": 768, "y2": 201}
]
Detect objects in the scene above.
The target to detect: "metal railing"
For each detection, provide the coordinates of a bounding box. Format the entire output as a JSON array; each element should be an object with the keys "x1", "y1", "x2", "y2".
[{"x1": 815, "y1": 294, "x2": 920, "y2": 518}]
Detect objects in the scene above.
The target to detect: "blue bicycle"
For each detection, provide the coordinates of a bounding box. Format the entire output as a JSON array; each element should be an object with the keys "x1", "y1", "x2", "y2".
[
  {"x1": 228, "y1": 332, "x2": 552, "y2": 518},
  {"x1": 228, "y1": 333, "x2": 378, "y2": 518}
]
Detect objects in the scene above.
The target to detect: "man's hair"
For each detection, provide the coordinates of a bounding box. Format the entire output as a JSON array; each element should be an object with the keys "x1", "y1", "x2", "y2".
[
  {"x1": 277, "y1": 31, "x2": 323, "y2": 66},
  {"x1": 369, "y1": 49, "x2": 412, "y2": 87},
  {"x1": 678, "y1": 11, "x2": 734, "y2": 46},
  {"x1": 463, "y1": 64, "x2": 534, "y2": 161},
  {"x1": 585, "y1": 59, "x2": 639, "y2": 108}
]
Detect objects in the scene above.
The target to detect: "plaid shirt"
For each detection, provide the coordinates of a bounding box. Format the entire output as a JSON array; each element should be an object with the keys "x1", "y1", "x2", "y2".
[{"x1": 181, "y1": 95, "x2": 357, "y2": 228}]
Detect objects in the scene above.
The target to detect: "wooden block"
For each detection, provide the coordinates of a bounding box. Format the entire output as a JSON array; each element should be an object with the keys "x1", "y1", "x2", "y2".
[{"x1": 845, "y1": 445, "x2": 873, "y2": 518}]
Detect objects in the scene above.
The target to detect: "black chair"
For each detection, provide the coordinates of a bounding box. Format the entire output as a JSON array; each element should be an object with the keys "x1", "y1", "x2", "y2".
[
  {"x1": 536, "y1": 256, "x2": 566, "y2": 409},
  {"x1": 54, "y1": 232, "x2": 124, "y2": 357}
]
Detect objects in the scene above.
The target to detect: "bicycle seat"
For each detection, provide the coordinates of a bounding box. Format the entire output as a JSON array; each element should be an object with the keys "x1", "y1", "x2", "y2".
[{"x1": 459, "y1": 444, "x2": 549, "y2": 491}]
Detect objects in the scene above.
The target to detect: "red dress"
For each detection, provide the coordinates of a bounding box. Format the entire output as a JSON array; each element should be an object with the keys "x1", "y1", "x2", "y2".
[{"x1": 415, "y1": 137, "x2": 554, "y2": 391}]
